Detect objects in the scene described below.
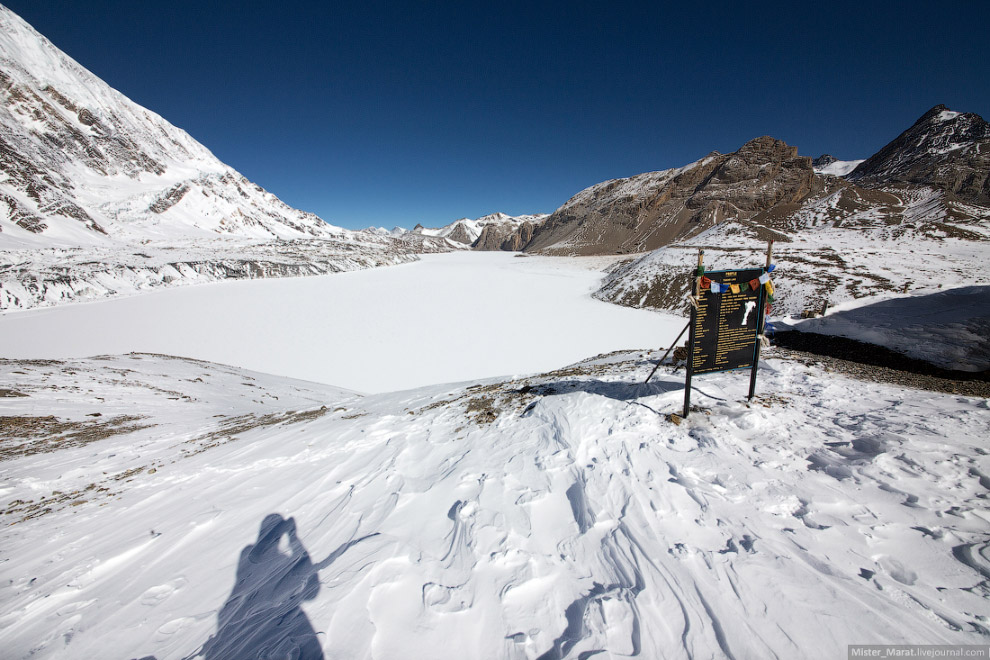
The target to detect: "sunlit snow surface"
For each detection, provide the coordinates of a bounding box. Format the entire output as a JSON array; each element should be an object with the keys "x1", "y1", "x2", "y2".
[
  {"x1": 1, "y1": 352, "x2": 988, "y2": 659},
  {"x1": 0, "y1": 253, "x2": 681, "y2": 393},
  {"x1": 1, "y1": 254, "x2": 988, "y2": 660}
]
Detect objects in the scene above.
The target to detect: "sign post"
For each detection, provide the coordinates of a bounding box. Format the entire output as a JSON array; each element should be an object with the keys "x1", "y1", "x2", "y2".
[
  {"x1": 748, "y1": 241, "x2": 773, "y2": 400},
  {"x1": 682, "y1": 250, "x2": 704, "y2": 417},
  {"x1": 682, "y1": 242, "x2": 774, "y2": 418}
]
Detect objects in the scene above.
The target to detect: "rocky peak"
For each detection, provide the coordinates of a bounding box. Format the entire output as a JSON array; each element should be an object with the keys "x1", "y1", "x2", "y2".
[
  {"x1": 848, "y1": 105, "x2": 990, "y2": 204},
  {"x1": 472, "y1": 221, "x2": 537, "y2": 251},
  {"x1": 736, "y1": 136, "x2": 800, "y2": 160}
]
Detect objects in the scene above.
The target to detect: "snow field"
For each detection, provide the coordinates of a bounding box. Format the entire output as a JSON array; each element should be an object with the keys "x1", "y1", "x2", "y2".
[{"x1": 1, "y1": 349, "x2": 988, "y2": 659}]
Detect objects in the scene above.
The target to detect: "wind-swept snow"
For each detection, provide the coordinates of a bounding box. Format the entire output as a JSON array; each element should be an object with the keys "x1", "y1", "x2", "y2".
[{"x1": 1, "y1": 349, "x2": 987, "y2": 659}]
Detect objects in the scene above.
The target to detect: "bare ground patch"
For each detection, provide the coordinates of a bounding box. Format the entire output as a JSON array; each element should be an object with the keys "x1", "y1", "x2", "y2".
[{"x1": 0, "y1": 414, "x2": 153, "y2": 460}]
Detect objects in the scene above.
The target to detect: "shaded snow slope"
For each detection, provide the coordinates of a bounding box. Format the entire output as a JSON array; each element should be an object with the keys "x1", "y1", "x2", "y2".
[
  {"x1": 788, "y1": 285, "x2": 990, "y2": 372},
  {"x1": 1, "y1": 350, "x2": 988, "y2": 659}
]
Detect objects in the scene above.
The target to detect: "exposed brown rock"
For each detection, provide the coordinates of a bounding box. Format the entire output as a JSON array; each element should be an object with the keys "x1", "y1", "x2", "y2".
[
  {"x1": 472, "y1": 220, "x2": 537, "y2": 251},
  {"x1": 525, "y1": 137, "x2": 817, "y2": 255},
  {"x1": 445, "y1": 223, "x2": 474, "y2": 244}
]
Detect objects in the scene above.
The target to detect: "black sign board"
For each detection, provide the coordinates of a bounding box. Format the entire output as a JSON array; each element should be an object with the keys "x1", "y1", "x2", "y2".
[
  {"x1": 683, "y1": 266, "x2": 768, "y2": 417},
  {"x1": 690, "y1": 268, "x2": 765, "y2": 374}
]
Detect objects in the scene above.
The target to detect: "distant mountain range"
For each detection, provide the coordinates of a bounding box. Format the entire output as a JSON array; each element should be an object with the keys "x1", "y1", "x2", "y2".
[
  {"x1": 402, "y1": 212, "x2": 548, "y2": 250},
  {"x1": 421, "y1": 104, "x2": 987, "y2": 268}
]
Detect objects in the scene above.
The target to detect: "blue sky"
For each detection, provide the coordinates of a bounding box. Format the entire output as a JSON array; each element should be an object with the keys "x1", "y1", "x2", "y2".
[{"x1": 6, "y1": 0, "x2": 989, "y2": 230}]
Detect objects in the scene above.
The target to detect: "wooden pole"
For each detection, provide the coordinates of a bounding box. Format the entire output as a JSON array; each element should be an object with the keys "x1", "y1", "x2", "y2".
[
  {"x1": 747, "y1": 240, "x2": 773, "y2": 400},
  {"x1": 683, "y1": 249, "x2": 703, "y2": 418}
]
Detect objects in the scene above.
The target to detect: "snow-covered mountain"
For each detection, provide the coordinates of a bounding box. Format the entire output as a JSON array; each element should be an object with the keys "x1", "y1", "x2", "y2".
[
  {"x1": 0, "y1": 4, "x2": 453, "y2": 310},
  {"x1": 0, "y1": 5, "x2": 341, "y2": 246},
  {"x1": 812, "y1": 154, "x2": 864, "y2": 176},
  {"x1": 411, "y1": 212, "x2": 549, "y2": 250},
  {"x1": 848, "y1": 104, "x2": 990, "y2": 204}
]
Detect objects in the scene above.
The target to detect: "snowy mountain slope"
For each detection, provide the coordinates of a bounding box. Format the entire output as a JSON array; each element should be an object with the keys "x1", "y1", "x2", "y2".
[
  {"x1": 848, "y1": 105, "x2": 990, "y2": 204},
  {"x1": 0, "y1": 4, "x2": 455, "y2": 311},
  {"x1": 1, "y1": 351, "x2": 988, "y2": 659},
  {"x1": 0, "y1": 4, "x2": 346, "y2": 245},
  {"x1": 813, "y1": 154, "x2": 865, "y2": 176},
  {"x1": 594, "y1": 108, "x2": 990, "y2": 324}
]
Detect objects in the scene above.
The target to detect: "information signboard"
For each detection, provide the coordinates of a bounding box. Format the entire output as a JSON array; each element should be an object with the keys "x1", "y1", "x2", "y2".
[{"x1": 690, "y1": 268, "x2": 765, "y2": 375}]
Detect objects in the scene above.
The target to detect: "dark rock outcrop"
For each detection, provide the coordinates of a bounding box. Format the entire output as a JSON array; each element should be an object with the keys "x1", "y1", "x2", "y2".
[{"x1": 813, "y1": 154, "x2": 838, "y2": 169}]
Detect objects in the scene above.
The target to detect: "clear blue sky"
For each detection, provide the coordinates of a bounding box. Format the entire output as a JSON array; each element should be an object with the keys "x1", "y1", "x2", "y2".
[{"x1": 6, "y1": 0, "x2": 989, "y2": 230}]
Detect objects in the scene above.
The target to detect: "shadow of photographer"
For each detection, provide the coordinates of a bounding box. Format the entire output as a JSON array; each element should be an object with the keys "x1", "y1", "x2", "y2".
[{"x1": 194, "y1": 513, "x2": 377, "y2": 660}]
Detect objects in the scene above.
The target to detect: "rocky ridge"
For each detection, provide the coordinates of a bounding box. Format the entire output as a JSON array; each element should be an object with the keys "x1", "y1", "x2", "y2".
[
  {"x1": 513, "y1": 105, "x2": 990, "y2": 318},
  {"x1": 523, "y1": 137, "x2": 820, "y2": 256}
]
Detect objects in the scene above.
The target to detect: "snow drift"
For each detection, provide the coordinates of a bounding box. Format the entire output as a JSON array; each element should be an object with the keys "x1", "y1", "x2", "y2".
[{"x1": 1, "y1": 349, "x2": 987, "y2": 659}]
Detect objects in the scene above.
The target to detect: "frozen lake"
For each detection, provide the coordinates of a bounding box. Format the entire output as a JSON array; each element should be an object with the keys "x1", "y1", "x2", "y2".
[{"x1": 0, "y1": 252, "x2": 683, "y2": 392}]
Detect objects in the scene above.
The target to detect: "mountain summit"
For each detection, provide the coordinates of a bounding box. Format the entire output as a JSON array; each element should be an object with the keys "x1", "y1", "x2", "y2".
[{"x1": 848, "y1": 104, "x2": 990, "y2": 204}]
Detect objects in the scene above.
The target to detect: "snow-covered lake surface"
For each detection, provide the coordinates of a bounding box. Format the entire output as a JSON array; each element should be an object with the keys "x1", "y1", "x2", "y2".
[{"x1": 0, "y1": 252, "x2": 682, "y2": 392}]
